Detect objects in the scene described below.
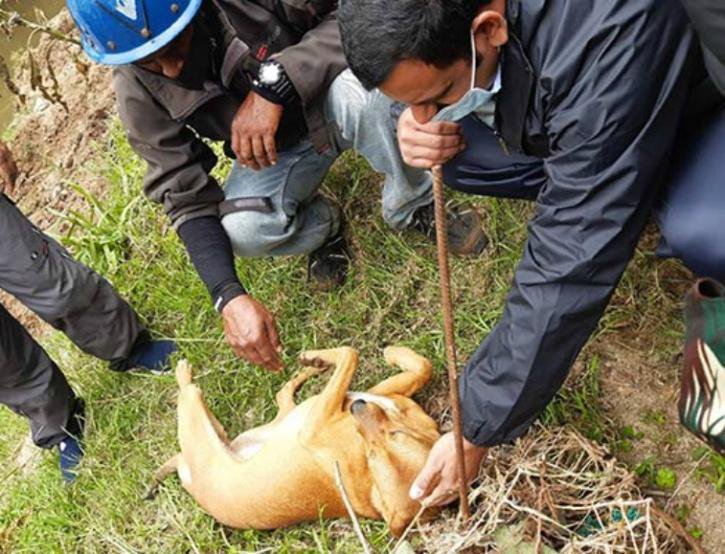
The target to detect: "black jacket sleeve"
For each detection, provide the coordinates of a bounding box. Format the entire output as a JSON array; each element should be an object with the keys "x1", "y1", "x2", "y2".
[
  {"x1": 113, "y1": 69, "x2": 224, "y2": 229},
  {"x1": 459, "y1": 9, "x2": 697, "y2": 446}
]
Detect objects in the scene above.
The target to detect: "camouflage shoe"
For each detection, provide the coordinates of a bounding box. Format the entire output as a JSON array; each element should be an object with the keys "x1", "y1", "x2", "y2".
[{"x1": 679, "y1": 278, "x2": 725, "y2": 453}]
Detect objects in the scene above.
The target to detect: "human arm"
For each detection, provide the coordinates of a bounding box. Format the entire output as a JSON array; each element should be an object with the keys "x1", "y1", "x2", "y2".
[
  {"x1": 230, "y1": 3, "x2": 346, "y2": 168},
  {"x1": 271, "y1": 5, "x2": 347, "y2": 112},
  {"x1": 114, "y1": 70, "x2": 282, "y2": 370},
  {"x1": 458, "y1": 17, "x2": 695, "y2": 449}
]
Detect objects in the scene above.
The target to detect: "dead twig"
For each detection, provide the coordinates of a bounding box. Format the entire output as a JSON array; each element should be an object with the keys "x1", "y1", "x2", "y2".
[
  {"x1": 650, "y1": 505, "x2": 705, "y2": 554},
  {"x1": 333, "y1": 461, "x2": 372, "y2": 554}
]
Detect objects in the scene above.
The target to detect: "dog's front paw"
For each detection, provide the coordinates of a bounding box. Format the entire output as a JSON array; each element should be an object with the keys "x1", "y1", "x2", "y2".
[
  {"x1": 298, "y1": 353, "x2": 334, "y2": 370},
  {"x1": 299, "y1": 347, "x2": 358, "y2": 370}
]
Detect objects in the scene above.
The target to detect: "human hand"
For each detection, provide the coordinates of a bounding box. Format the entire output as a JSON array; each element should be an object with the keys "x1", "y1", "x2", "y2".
[
  {"x1": 409, "y1": 431, "x2": 488, "y2": 507},
  {"x1": 397, "y1": 107, "x2": 466, "y2": 169},
  {"x1": 0, "y1": 141, "x2": 19, "y2": 195},
  {"x1": 221, "y1": 294, "x2": 283, "y2": 371},
  {"x1": 230, "y1": 91, "x2": 283, "y2": 171}
]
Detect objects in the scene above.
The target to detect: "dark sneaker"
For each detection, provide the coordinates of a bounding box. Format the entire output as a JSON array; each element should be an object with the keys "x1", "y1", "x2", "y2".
[
  {"x1": 58, "y1": 398, "x2": 85, "y2": 484},
  {"x1": 307, "y1": 231, "x2": 351, "y2": 291},
  {"x1": 58, "y1": 435, "x2": 84, "y2": 484},
  {"x1": 409, "y1": 202, "x2": 488, "y2": 256},
  {"x1": 679, "y1": 278, "x2": 725, "y2": 454},
  {"x1": 127, "y1": 339, "x2": 178, "y2": 375}
]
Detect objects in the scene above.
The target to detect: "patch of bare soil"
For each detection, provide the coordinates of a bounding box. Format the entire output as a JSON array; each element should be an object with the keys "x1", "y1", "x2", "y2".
[
  {"x1": 598, "y1": 341, "x2": 725, "y2": 553},
  {"x1": 1, "y1": 13, "x2": 114, "y2": 336}
]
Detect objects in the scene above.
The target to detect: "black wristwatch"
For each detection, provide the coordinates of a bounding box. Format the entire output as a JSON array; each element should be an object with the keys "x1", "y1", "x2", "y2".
[{"x1": 252, "y1": 60, "x2": 298, "y2": 105}]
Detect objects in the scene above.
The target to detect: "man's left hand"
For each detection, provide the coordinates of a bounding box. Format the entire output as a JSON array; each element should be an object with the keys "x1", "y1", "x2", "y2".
[
  {"x1": 230, "y1": 92, "x2": 283, "y2": 171},
  {"x1": 409, "y1": 431, "x2": 488, "y2": 507}
]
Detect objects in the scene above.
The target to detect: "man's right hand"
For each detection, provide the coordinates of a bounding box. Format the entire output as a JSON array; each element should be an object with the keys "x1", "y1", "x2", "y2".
[
  {"x1": 222, "y1": 295, "x2": 283, "y2": 371},
  {"x1": 397, "y1": 107, "x2": 466, "y2": 169}
]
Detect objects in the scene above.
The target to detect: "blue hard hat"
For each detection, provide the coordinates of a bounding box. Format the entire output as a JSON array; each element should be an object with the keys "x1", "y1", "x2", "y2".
[{"x1": 66, "y1": 0, "x2": 203, "y2": 65}]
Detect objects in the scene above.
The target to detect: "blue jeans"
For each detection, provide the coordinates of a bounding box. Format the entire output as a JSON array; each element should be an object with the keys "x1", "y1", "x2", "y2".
[
  {"x1": 221, "y1": 70, "x2": 432, "y2": 257},
  {"x1": 442, "y1": 109, "x2": 725, "y2": 280}
]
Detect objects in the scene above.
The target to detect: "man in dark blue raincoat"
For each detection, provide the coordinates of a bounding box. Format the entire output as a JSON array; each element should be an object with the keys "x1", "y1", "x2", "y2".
[{"x1": 339, "y1": 0, "x2": 723, "y2": 505}]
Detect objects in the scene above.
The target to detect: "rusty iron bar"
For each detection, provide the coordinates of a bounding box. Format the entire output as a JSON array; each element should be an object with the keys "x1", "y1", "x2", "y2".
[{"x1": 431, "y1": 165, "x2": 470, "y2": 519}]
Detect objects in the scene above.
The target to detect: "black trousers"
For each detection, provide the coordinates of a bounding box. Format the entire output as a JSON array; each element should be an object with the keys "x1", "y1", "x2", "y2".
[{"x1": 0, "y1": 195, "x2": 144, "y2": 448}]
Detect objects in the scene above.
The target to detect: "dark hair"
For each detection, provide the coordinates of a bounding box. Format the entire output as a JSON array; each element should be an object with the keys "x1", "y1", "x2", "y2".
[{"x1": 339, "y1": 0, "x2": 490, "y2": 90}]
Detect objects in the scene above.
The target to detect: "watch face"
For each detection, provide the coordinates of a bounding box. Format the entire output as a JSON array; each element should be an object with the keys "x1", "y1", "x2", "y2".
[{"x1": 259, "y1": 63, "x2": 282, "y2": 85}]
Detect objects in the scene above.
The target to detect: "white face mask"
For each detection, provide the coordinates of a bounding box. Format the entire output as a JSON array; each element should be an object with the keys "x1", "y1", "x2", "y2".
[{"x1": 433, "y1": 31, "x2": 501, "y2": 123}]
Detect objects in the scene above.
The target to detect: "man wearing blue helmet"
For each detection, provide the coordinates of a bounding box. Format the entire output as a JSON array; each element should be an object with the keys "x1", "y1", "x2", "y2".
[{"x1": 66, "y1": 0, "x2": 487, "y2": 371}]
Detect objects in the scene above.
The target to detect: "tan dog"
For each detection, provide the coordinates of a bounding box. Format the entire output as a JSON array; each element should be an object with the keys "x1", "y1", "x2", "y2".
[{"x1": 150, "y1": 346, "x2": 440, "y2": 535}]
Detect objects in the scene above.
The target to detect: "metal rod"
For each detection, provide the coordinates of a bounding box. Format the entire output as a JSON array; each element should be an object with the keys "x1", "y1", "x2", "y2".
[{"x1": 431, "y1": 165, "x2": 470, "y2": 519}]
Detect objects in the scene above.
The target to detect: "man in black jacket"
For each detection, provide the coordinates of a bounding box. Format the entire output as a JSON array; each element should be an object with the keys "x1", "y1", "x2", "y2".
[{"x1": 339, "y1": 0, "x2": 722, "y2": 505}]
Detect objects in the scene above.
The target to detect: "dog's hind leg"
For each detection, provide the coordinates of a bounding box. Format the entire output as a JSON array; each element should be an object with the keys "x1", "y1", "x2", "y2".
[
  {"x1": 144, "y1": 454, "x2": 180, "y2": 500},
  {"x1": 367, "y1": 346, "x2": 432, "y2": 397},
  {"x1": 175, "y1": 360, "x2": 234, "y2": 470},
  {"x1": 298, "y1": 347, "x2": 359, "y2": 442},
  {"x1": 176, "y1": 360, "x2": 229, "y2": 442}
]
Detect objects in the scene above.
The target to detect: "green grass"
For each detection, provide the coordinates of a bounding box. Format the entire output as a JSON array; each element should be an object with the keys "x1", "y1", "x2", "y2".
[{"x1": 0, "y1": 120, "x2": 705, "y2": 552}]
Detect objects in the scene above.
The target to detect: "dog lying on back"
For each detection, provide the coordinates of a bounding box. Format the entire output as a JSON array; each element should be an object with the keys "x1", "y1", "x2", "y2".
[{"x1": 149, "y1": 347, "x2": 440, "y2": 535}]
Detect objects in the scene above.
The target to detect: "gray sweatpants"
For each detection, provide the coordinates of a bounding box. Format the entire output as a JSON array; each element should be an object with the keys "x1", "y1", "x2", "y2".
[{"x1": 0, "y1": 195, "x2": 144, "y2": 448}]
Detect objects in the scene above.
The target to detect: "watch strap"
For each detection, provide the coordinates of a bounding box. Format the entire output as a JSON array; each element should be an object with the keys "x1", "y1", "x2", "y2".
[{"x1": 253, "y1": 61, "x2": 299, "y2": 105}]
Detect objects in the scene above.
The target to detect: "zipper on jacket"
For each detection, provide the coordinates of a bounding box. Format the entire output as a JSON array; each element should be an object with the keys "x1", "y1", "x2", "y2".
[
  {"x1": 492, "y1": 127, "x2": 510, "y2": 155},
  {"x1": 475, "y1": 112, "x2": 511, "y2": 155}
]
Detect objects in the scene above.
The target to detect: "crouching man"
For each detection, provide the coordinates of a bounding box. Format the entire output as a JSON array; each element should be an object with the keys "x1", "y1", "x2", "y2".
[
  {"x1": 339, "y1": 0, "x2": 723, "y2": 504},
  {"x1": 66, "y1": 0, "x2": 487, "y2": 371},
  {"x1": 0, "y1": 142, "x2": 176, "y2": 483}
]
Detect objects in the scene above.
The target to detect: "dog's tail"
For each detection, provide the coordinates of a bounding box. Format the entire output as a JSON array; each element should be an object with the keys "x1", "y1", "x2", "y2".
[{"x1": 175, "y1": 359, "x2": 193, "y2": 387}]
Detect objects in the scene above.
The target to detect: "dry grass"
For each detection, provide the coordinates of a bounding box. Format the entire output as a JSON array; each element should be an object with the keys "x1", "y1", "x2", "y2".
[{"x1": 416, "y1": 426, "x2": 697, "y2": 553}]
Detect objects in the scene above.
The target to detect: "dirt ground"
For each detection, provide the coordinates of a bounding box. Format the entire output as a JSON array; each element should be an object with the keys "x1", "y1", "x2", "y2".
[
  {"x1": 599, "y1": 343, "x2": 725, "y2": 552},
  {"x1": 2, "y1": 14, "x2": 723, "y2": 554}
]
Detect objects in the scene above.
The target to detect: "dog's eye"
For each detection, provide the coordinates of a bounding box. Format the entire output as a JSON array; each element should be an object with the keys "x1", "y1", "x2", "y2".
[{"x1": 390, "y1": 430, "x2": 407, "y2": 439}]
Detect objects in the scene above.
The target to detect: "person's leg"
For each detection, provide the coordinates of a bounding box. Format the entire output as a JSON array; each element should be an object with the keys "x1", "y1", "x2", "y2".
[
  {"x1": 0, "y1": 195, "x2": 174, "y2": 371},
  {"x1": 656, "y1": 107, "x2": 725, "y2": 280},
  {"x1": 0, "y1": 303, "x2": 83, "y2": 448},
  {"x1": 220, "y1": 142, "x2": 352, "y2": 288},
  {"x1": 221, "y1": 141, "x2": 341, "y2": 257},
  {"x1": 323, "y1": 69, "x2": 433, "y2": 229}
]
